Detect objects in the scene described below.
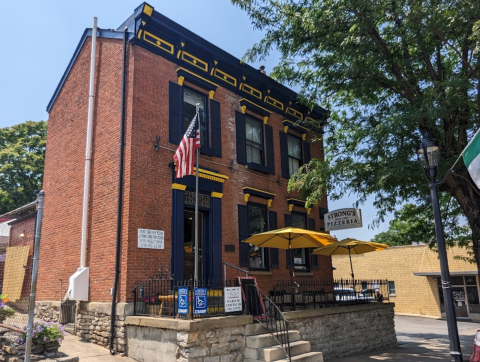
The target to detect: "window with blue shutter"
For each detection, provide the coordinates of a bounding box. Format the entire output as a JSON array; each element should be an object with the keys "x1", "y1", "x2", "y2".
[
  {"x1": 169, "y1": 82, "x2": 183, "y2": 145},
  {"x1": 269, "y1": 211, "x2": 278, "y2": 269},
  {"x1": 279, "y1": 132, "x2": 312, "y2": 179}
]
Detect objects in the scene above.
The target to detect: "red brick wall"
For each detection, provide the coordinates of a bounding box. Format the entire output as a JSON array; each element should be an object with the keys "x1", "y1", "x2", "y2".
[{"x1": 40, "y1": 37, "x2": 332, "y2": 303}]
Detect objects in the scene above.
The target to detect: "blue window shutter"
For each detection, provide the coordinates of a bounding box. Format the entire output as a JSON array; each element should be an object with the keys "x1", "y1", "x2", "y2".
[
  {"x1": 285, "y1": 214, "x2": 292, "y2": 269},
  {"x1": 265, "y1": 124, "x2": 275, "y2": 175},
  {"x1": 235, "y1": 111, "x2": 246, "y2": 165},
  {"x1": 309, "y1": 218, "x2": 318, "y2": 270},
  {"x1": 238, "y1": 205, "x2": 250, "y2": 267},
  {"x1": 169, "y1": 81, "x2": 183, "y2": 145},
  {"x1": 210, "y1": 99, "x2": 222, "y2": 158},
  {"x1": 269, "y1": 211, "x2": 278, "y2": 269},
  {"x1": 303, "y1": 141, "x2": 311, "y2": 164},
  {"x1": 280, "y1": 131, "x2": 289, "y2": 178}
]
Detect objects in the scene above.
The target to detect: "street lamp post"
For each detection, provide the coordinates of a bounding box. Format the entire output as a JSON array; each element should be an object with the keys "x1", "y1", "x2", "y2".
[{"x1": 417, "y1": 136, "x2": 463, "y2": 362}]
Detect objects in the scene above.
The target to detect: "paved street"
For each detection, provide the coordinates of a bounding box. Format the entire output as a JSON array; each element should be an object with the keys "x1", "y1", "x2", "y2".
[{"x1": 330, "y1": 315, "x2": 480, "y2": 361}]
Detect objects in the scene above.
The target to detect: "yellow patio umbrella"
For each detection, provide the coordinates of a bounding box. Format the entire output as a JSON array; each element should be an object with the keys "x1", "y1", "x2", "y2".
[
  {"x1": 242, "y1": 227, "x2": 337, "y2": 275},
  {"x1": 312, "y1": 238, "x2": 388, "y2": 280}
]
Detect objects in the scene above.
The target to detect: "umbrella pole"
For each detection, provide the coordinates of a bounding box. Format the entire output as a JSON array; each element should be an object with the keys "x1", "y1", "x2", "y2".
[
  {"x1": 289, "y1": 238, "x2": 296, "y2": 311},
  {"x1": 349, "y1": 247, "x2": 354, "y2": 280}
]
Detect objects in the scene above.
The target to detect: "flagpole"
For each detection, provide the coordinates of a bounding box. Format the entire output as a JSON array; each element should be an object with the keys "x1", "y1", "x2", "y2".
[{"x1": 194, "y1": 103, "x2": 200, "y2": 284}]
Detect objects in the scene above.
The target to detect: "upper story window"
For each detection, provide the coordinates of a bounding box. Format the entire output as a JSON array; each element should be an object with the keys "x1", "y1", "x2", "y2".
[
  {"x1": 183, "y1": 88, "x2": 207, "y2": 147},
  {"x1": 287, "y1": 135, "x2": 302, "y2": 176},
  {"x1": 248, "y1": 204, "x2": 268, "y2": 270},
  {"x1": 245, "y1": 116, "x2": 264, "y2": 164},
  {"x1": 169, "y1": 81, "x2": 222, "y2": 158}
]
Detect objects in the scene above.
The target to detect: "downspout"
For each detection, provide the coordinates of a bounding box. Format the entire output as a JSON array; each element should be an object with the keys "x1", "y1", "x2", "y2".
[
  {"x1": 110, "y1": 26, "x2": 128, "y2": 355},
  {"x1": 80, "y1": 17, "x2": 98, "y2": 269}
]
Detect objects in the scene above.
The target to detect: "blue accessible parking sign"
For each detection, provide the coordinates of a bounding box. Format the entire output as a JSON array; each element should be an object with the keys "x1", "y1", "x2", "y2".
[
  {"x1": 194, "y1": 288, "x2": 207, "y2": 315},
  {"x1": 177, "y1": 287, "x2": 189, "y2": 314}
]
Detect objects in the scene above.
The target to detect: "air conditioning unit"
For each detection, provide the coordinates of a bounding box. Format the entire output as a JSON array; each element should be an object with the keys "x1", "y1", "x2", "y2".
[{"x1": 68, "y1": 267, "x2": 89, "y2": 301}]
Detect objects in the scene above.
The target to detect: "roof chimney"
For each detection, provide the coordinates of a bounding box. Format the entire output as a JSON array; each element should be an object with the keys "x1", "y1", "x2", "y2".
[{"x1": 259, "y1": 65, "x2": 266, "y2": 75}]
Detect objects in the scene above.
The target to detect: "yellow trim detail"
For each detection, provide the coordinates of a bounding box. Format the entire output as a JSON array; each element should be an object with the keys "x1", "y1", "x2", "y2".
[
  {"x1": 213, "y1": 68, "x2": 237, "y2": 87},
  {"x1": 267, "y1": 199, "x2": 273, "y2": 208},
  {"x1": 284, "y1": 126, "x2": 289, "y2": 133},
  {"x1": 176, "y1": 68, "x2": 219, "y2": 88},
  {"x1": 172, "y1": 184, "x2": 187, "y2": 191},
  {"x1": 241, "y1": 187, "x2": 276, "y2": 197},
  {"x1": 194, "y1": 167, "x2": 229, "y2": 180},
  {"x1": 177, "y1": 49, "x2": 182, "y2": 58},
  {"x1": 143, "y1": 31, "x2": 174, "y2": 54},
  {"x1": 141, "y1": 21, "x2": 146, "y2": 26},
  {"x1": 181, "y1": 52, "x2": 208, "y2": 72},
  {"x1": 302, "y1": 134, "x2": 306, "y2": 141},
  {"x1": 178, "y1": 76, "x2": 185, "y2": 86},
  {"x1": 286, "y1": 107, "x2": 303, "y2": 120},
  {"x1": 137, "y1": 29, "x2": 143, "y2": 38},
  {"x1": 283, "y1": 119, "x2": 309, "y2": 132},
  {"x1": 263, "y1": 116, "x2": 268, "y2": 125},
  {"x1": 242, "y1": 83, "x2": 262, "y2": 99},
  {"x1": 239, "y1": 98, "x2": 271, "y2": 115},
  {"x1": 244, "y1": 194, "x2": 250, "y2": 203},
  {"x1": 143, "y1": 4, "x2": 153, "y2": 16},
  {"x1": 209, "y1": 90, "x2": 215, "y2": 100},
  {"x1": 287, "y1": 198, "x2": 306, "y2": 204},
  {"x1": 241, "y1": 106, "x2": 247, "y2": 114},
  {"x1": 211, "y1": 192, "x2": 223, "y2": 199},
  {"x1": 306, "y1": 208, "x2": 311, "y2": 215},
  {"x1": 265, "y1": 96, "x2": 284, "y2": 111},
  {"x1": 181, "y1": 42, "x2": 185, "y2": 48},
  {"x1": 289, "y1": 204, "x2": 294, "y2": 212}
]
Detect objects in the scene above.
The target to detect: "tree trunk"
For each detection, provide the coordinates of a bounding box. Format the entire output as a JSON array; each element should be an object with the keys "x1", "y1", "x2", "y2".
[{"x1": 445, "y1": 166, "x2": 480, "y2": 275}]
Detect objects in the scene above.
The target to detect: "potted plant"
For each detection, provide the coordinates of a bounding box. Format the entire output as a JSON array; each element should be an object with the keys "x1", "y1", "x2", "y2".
[
  {"x1": 16, "y1": 321, "x2": 66, "y2": 347},
  {"x1": 144, "y1": 296, "x2": 161, "y2": 315}
]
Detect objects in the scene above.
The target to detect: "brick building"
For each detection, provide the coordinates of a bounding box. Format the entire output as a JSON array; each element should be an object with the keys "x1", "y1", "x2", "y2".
[
  {"x1": 333, "y1": 244, "x2": 480, "y2": 320},
  {"x1": 39, "y1": 2, "x2": 331, "y2": 342}
]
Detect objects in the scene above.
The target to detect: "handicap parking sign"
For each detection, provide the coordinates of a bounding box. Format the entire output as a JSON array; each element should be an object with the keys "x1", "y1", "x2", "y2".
[
  {"x1": 177, "y1": 287, "x2": 189, "y2": 314},
  {"x1": 194, "y1": 288, "x2": 207, "y2": 315}
]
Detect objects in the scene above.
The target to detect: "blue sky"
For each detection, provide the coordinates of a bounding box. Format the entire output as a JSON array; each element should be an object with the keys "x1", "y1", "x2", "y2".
[{"x1": 0, "y1": 0, "x2": 391, "y2": 240}]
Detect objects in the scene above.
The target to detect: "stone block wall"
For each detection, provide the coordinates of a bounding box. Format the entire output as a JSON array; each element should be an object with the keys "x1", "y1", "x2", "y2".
[{"x1": 285, "y1": 303, "x2": 397, "y2": 360}]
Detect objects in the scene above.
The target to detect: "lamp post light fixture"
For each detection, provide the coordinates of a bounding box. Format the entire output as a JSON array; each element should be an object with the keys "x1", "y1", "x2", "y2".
[{"x1": 417, "y1": 136, "x2": 463, "y2": 362}]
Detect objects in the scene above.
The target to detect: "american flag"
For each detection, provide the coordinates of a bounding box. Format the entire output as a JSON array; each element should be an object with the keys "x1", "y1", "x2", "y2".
[{"x1": 174, "y1": 114, "x2": 200, "y2": 178}]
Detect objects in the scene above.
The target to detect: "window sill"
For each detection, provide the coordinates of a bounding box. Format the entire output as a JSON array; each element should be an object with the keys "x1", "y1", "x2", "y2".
[
  {"x1": 248, "y1": 271, "x2": 273, "y2": 276},
  {"x1": 247, "y1": 162, "x2": 271, "y2": 174}
]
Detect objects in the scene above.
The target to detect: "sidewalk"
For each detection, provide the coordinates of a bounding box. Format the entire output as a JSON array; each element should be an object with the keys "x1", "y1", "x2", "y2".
[{"x1": 57, "y1": 335, "x2": 135, "y2": 362}]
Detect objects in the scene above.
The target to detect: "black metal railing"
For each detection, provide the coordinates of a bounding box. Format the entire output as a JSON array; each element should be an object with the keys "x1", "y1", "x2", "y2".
[
  {"x1": 270, "y1": 278, "x2": 389, "y2": 311},
  {"x1": 248, "y1": 284, "x2": 291, "y2": 362}
]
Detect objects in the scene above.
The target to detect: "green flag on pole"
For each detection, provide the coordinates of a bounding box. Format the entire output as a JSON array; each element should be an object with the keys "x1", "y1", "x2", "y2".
[{"x1": 463, "y1": 131, "x2": 480, "y2": 189}]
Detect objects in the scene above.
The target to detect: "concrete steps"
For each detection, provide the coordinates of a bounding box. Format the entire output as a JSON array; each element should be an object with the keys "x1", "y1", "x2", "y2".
[{"x1": 244, "y1": 325, "x2": 323, "y2": 362}]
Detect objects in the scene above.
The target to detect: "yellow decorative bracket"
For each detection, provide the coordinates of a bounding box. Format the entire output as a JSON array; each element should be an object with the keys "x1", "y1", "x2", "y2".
[
  {"x1": 284, "y1": 126, "x2": 289, "y2": 133},
  {"x1": 172, "y1": 183, "x2": 187, "y2": 191},
  {"x1": 302, "y1": 134, "x2": 307, "y2": 141},
  {"x1": 289, "y1": 204, "x2": 294, "y2": 212},
  {"x1": 241, "y1": 105, "x2": 247, "y2": 114},
  {"x1": 244, "y1": 194, "x2": 250, "y2": 203},
  {"x1": 178, "y1": 76, "x2": 185, "y2": 86},
  {"x1": 306, "y1": 208, "x2": 311, "y2": 215},
  {"x1": 209, "y1": 90, "x2": 215, "y2": 100},
  {"x1": 264, "y1": 116, "x2": 268, "y2": 125},
  {"x1": 267, "y1": 199, "x2": 273, "y2": 208},
  {"x1": 211, "y1": 192, "x2": 223, "y2": 199}
]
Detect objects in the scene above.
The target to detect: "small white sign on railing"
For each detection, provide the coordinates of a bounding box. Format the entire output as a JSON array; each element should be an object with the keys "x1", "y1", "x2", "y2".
[
  {"x1": 137, "y1": 228, "x2": 164, "y2": 249},
  {"x1": 325, "y1": 208, "x2": 363, "y2": 231},
  {"x1": 224, "y1": 287, "x2": 242, "y2": 312}
]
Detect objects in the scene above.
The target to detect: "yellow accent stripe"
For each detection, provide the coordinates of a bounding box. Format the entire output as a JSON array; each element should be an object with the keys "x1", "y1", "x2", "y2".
[
  {"x1": 194, "y1": 167, "x2": 229, "y2": 180},
  {"x1": 241, "y1": 187, "x2": 276, "y2": 197},
  {"x1": 172, "y1": 184, "x2": 187, "y2": 191},
  {"x1": 176, "y1": 68, "x2": 219, "y2": 88},
  {"x1": 211, "y1": 192, "x2": 223, "y2": 199},
  {"x1": 286, "y1": 107, "x2": 303, "y2": 120},
  {"x1": 239, "y1": 98, "x2": 271, "y2": 115},
  {"x1": 265, "y1": 96, "x2": 284, "y2": 111},
  {"x1": 283, "y1": 119, "x2": 309, "y2": 132},
  {"x1": 213, "y1": 68, "x2": 237, "y2": 87},
  {"x1": 241, "y1": 83, "x2": 262, "y2": 99},
  {"x1": 143, "y1": 31, "x2": 174, "y2": 54},
  {"x1": 181, "y1": 52, "x2": 208, "y2": 72}
]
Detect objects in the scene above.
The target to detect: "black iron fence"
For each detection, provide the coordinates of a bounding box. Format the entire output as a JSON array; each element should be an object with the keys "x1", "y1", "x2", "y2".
[
  {"x1": 270, "y1": 278, "x2": 389, "y2": 311},
  {"x1": 132, "y1": 275, "x2": 390, "y2": 319}
]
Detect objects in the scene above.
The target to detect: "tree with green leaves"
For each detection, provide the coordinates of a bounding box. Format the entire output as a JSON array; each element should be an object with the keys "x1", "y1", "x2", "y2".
[
  {"x1": 233, "y1": 0, "x2": 480, "y2": 266},
  {"x1": 0, "y1": 121, "x2": 47, "y2": 215}
]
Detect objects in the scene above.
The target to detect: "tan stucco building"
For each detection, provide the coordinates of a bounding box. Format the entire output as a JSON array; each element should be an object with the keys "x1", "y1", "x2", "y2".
[{"x1": 332, "y1": 244, "x2": 479, "y2": 319}]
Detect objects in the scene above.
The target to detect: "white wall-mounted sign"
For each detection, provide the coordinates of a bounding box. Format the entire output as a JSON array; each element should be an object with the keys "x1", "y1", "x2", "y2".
[
  {"x1": 325, "y1": 208, "x2": 362, "y2": 231},
  {"x1": 138, "y1": 228, "x2": 164, "y2": 249},
  {"x1": 224, "y1": 287, "x2": 242, "y2": 312}
]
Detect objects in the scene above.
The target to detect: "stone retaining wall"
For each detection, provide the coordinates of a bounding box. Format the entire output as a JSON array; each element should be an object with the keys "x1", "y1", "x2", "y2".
[
  {"x1": 284, "y1": 303, "x2": 397, "y2": 360},
  {"x1": 125, "y1": 315, "x2": 253, "y2": 362}
]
